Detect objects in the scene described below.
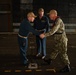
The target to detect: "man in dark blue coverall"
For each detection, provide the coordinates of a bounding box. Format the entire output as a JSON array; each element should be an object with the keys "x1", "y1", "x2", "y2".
[
  {"x1": 18, "y1": 12, "x2": 43, "y2": 66},
  {"x1": 34, "y1": 8, "x2": 50, "y2": 59}
]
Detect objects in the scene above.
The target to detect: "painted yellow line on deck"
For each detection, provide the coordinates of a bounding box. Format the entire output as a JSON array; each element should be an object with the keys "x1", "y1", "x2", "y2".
[
  {"x1": 3, "y1": 69, "x2": 56, "y2": 73},
  {"x1": 15, "y1": 70, "x2": 21, "y2": 72},
  {"x1": 4, "y1": 70, "x2": 11, "y2": 72},
  {"x1": 25, "y1": 70, "x2": 32, "y2": 72}
]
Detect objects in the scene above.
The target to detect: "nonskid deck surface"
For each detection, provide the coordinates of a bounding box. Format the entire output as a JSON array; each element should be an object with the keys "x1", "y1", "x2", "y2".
[{"x1": 0, "y1": 34, "x2": 76, "y2": 75}]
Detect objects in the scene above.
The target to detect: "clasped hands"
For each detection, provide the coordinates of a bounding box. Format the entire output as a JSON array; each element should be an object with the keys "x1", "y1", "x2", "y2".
[{"x1": 39, "y1": 33, "x2": 45, "y2": 39}]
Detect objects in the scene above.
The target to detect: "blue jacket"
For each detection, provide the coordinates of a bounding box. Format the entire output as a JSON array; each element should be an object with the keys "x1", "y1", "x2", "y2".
[
  {"x1": 19, "y1": 18, "x2": 40, "y2": 37},
  {"x1": 34, "y1": 16, "x2": 50, "y2": 32}
]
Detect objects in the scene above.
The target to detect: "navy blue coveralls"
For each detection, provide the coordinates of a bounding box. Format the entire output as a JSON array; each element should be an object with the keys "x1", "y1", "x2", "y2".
[
  {"x1": 18, "y1": 18, "x2": 40, "y2": 65},
  {"x1": 34, "y1": 16, "x2": 50, "y2": 56}
]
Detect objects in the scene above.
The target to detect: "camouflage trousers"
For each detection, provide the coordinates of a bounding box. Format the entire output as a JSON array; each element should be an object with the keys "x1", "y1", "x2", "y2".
[{"x1": 50, "y1": 33, "x2": 70, "y2": 65}]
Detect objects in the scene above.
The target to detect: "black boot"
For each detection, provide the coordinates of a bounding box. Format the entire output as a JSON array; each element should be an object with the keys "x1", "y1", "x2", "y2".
[
  {"x1": 44, "y1": 58, "x2": 52, "y2": 65},
  {"x1": 59, "y1": 65, "x2": 71, "y2": 73}
]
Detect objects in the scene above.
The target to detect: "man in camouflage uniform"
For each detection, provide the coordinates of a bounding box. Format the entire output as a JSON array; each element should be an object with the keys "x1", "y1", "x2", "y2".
[{"x1": 40, "y1": 10, "x2": 71, "y2": 73}]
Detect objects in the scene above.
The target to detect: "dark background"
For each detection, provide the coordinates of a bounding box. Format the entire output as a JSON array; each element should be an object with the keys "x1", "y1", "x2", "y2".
[
  {"x1": 0, "y1": 0, "x2": 76, "y2": 74},
  {"x1": 0, "y1": 0, "x2": 76, "y2": 31},
  {"x1": 12, "y1": 0, "x2": 76, "y2": 23}
]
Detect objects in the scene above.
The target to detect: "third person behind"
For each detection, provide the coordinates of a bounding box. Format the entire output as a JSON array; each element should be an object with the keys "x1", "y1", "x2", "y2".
[{"x1": 34, "y1": 8, "x2": 50, "y2": 59}]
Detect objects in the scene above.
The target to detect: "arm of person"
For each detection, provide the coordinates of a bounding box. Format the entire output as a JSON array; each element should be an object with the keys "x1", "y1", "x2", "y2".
[
  {"x1": 27, "y1": 22, "x2": 40, "y2": 36},
  {"x1": 45, "y1": 18, "x2": 61, "y2": 37}
]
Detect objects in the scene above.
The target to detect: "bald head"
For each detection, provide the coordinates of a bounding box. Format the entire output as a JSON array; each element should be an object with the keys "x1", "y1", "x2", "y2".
[
  {"x1": 48, "y1": 10, "x2": 58, "y2": 20},
  {"x1": 48, "y1": 10, "x2": 57, "y2": 15}
]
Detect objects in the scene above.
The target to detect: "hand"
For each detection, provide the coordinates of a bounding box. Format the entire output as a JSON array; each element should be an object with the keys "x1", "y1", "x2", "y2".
[{"x1": 40, "y1": 33, "x2": 45, "y2": 39}]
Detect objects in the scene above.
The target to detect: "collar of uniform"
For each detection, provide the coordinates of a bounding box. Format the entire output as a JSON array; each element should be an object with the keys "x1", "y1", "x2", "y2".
[
  {"x1": 37, "y1": 15, "x2": 45, "y2": 19},
  {"x1": 54, "y1": 16, "x2": 60, "y2": 22}
]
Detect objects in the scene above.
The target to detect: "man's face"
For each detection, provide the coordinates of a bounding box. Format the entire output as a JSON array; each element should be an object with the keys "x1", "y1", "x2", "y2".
[
  {"x1": 39, "y1": 11, "x2": 44, "y2": 17},
  {"x1": 31, "y1": 17, "x2": 35, "y2": 22},
  {"x1": 28, "y1": 17, "x2": 35, "y2": 22},
  {"x1": 49, "y1": 14, "x2": 55, "y2": 20}
]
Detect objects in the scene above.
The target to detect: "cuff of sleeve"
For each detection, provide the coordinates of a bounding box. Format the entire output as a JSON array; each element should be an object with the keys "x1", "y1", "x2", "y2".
[
  {"x1": 45, "y1": 32, "x2": 52, "y2": 37},
  {"x1": 45, "y1": 33, "x2": 49, "y2": 37}
]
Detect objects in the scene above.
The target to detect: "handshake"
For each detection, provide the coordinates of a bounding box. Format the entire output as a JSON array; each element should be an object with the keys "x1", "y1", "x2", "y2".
[{"x1": 39, "y1": 33, "x2": 45, "y2": 39}]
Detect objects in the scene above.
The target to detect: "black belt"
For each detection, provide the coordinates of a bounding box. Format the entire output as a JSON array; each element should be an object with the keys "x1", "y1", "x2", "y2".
[
  {"x1": 55, "y1": 33, "x2": 63, "y2": 34},
  {"x1": 54, "y1": 31, "x2": 65, "y2": 35}
]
